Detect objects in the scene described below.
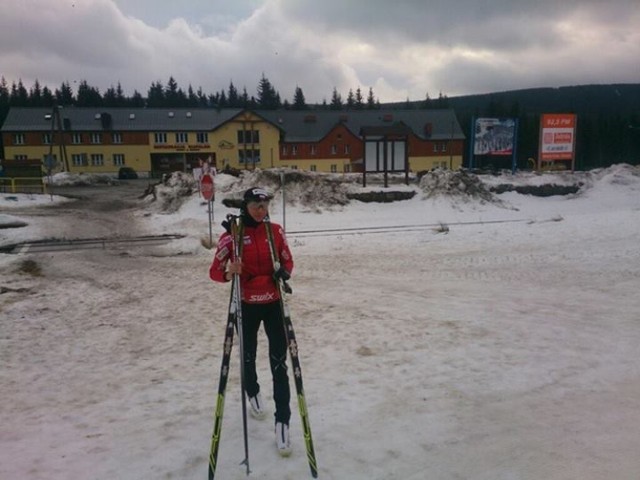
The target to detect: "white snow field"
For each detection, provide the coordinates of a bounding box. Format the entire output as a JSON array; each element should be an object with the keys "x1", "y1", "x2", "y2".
[{"x1": 1, "y1": 165, "x2": 640, "y2": 479}]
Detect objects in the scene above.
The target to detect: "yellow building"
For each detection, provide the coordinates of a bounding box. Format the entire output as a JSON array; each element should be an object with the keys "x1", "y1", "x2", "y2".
[{"x1": 1, "y1": 107, "x2": 465, "y2": 177}]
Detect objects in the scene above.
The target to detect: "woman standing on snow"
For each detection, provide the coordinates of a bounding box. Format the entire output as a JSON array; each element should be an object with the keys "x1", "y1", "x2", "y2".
[{"x1": 209, "y1": 187, "x2": 293, "y2": 456}]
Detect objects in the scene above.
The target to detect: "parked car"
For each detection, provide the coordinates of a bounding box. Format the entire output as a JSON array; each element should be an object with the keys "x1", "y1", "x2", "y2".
[{"x1": 118, "y1": 167, "x2": 138, "y2": 179}]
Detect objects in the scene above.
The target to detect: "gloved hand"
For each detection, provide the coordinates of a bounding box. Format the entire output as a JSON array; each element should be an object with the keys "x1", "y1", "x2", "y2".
[
  {"x1": 222, "y1": 214, "x2": 239, "y2": 234},
  {"x1": 273, "y1": 265, "x2": 291, "y2": 282}
]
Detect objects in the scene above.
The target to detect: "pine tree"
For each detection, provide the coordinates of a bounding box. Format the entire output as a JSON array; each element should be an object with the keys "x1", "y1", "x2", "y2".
[
  {"x1": 55, "y1": 81, "x2": 74, "y2": 106},
  {"x1": 423, "y1": 92, "x2": 433, "y2": 109},
  {"x1": 129, "y1": 90, "x2": 145, "y2": 107},
  {"x1": 197, "y1": 87, "x2": 208, "y2": 107},
  {"x1": 76, "y1": 80, "x2": 102, "y2": 107},
  {"x1": 165, "y1": 76, "x2": 181, "y2": 107},
  {"x1": 10, "y1": 80, "x2": 29, "y2": 106},
  {"x1": 346, "y1": 89, "x2": 355, "y2": 110},
  {"x1": 292, "y1": 86, "x2": 307, "y2": 110},
  {"x1": 330, "y1": 87, "x2": 343, "y2": 110},
  {"x1": 104, "y1": 83, "x2": 126, "y2": 107},
  {"x1": 115, "y1": 82, "x2": 126, "y2": 106},
  {"x1": 187, "y1": 85, "x2": 199, "y2": 107},
  {"x1": 104, "y1": 85, "x2": 118, "y2": 107},
  {"x1": 146, "y1": 81, "x2": 165, "y2": 107},
  {"x1": 257, "y1": 74, "x2": 280, "y2": 109},
  {"x1": 29, "y1": 80, "x2": 43, "y2": 106},
  {"x1": 227, "y1": 82, "x2": 239, "y2": 108},
  {"x1": 42, "y1": 86, "x2": 54, "y2": 107},
  {"x1": 366, "y1": 87, "x2": 376, "y2": 110},
  {"x1": 0, "y1": 77, "x2": 10, "y2": 107},
  {"x1": 241, "y1": 87, "x2": 250, "y2": 108},
  {"x1": 355, "y1": 87, "x2": 364, "y2": 110},
  {"x1": 0, "y1": 77, "x2": 9, "y2": 125}
]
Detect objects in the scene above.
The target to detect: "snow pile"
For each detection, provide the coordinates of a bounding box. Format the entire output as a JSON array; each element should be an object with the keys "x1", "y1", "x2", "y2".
[
  {"x1": 220, "y1": 168, "x2": 354, "y2": 209},
  {"x1": 145, "y1": 172, "x2": 198, "y2": 213},
  {"x1": 419, "y1": 168, "x2": 500, "y2": 204},
  {"x1": 44, "y1": 172, "x2": 117, "y2": 186},
  {"x1": 590, "y1": 163, "x2": 640, "y2": 187}
]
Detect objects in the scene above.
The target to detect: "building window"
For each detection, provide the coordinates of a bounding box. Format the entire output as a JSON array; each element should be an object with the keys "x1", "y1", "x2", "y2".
[
  {"x1": 330, "y1": 164, "x2": 337, "y2": 173},
  {"x1": 310, "y1": 165, "x2": 317, "y2": 172},
  {"x1": 238, "y1": 149, "x2": 261, "y2": 165},
  {"x1": 90, "y1": 133, "x2": 102, "y2": 144},
  {"x1": 237, "y1": 130, "x2": 259, "y2": 144},
  {"x1": 72, "y1": 154, "x2": 86, "y2": 166},
  {"x1": 291, "y1": 145, "x2": 298, "y2": 155},
  {"x1": 71, "y1": 133, "x2": 82, "y2": 144},
  {"x1": 154, "y1": 132, "x2": 167, "y2": 144},
  {"x1": 42, "y1": 133, "x2": 52, "y2": 144},
  {"x1": 331, "y1": 145, "x2": 337, "y2": 155},
  {"x1": 344, "y1": 144, "x2": 350, "y2": 155},
  {"x1": 13, "y1": 133, "x2": 25, "y2": 145},
  {"x1": 91, "y1": 154, "x2": 104, "y2": 166},
  {"x1": 112, "y1": 132, "x2": 123, "y2": 144},
  {"x1": 176, "y1": 132, "x2": 188, "y2": 144},
  {"x1": 433, "y1": 142, "x2": 447, "y2": 153},
  {"x1": 113, "y1": 154, "x2": 125, "y2": 166},
  {"x1": 344, "y1": 164, "x2": 351, "y2": 173},
  {"x1": 290, "y1": 165, "x2": 298, "y2": 170},
  {"x1": 196, "y1": 132, "x2": 208, "y2": 144},
  {"x1": 14, "y1": 154, "x2": 28, "y2": 160},
  {"x1": 310, "y1": 145, "x2": 317, "y2": 155},
  {"x1": 281, "y1": 145, "x2": 288, "y2": 156}
]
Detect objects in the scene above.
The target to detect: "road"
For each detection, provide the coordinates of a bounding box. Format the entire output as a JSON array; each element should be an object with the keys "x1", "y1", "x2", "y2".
[{"x1": 4, "y1": 179, "x2": 159, "y2": 248}]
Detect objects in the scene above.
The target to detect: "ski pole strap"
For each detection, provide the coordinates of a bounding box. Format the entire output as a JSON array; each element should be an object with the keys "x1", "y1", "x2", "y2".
[{"x1": 264, "y1": 219, "x2": 292, "y2": 294}]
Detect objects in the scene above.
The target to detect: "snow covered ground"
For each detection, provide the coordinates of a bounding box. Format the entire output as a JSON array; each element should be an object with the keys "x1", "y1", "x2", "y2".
[{"x1": 1, "y1": 165, "x2": 640, "y2": 479}]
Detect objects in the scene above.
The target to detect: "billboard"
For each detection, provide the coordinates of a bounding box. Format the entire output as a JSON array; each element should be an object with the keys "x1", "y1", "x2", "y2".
[
  {"x1": 539, "y1": 114, "x2": 577, "y2": 161},
  {"x1": 365, "y1": 140, "x2": 406, "y2": 172},
  {"x1": 473, "y1": 118, "x2": 517, "y2": 156}
]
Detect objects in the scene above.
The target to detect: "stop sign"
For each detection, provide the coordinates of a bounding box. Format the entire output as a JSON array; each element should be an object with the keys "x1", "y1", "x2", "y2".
[{"x1": 200, "y1": 174, "x2": 215, "y2": 201}]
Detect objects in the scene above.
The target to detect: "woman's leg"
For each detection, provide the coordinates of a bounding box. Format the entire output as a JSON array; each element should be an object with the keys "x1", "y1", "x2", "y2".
[
  {"x1": 241, "y1": 302, "x2": 261, "y2": 397},
  {"x1": 262, "y1": 302, "x2": 291, "y2": 424}
]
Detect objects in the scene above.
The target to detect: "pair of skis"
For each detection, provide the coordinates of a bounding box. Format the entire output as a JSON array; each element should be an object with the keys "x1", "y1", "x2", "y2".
[
  {"x1": 208, "y1": 216, "x2": 249, "y2": 478},
  {"x1": 207, "y1": 215, "x2": 318, "y2": 479}
]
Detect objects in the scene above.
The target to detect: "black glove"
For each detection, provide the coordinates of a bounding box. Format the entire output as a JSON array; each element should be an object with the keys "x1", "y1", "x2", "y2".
[
  {"x1": 222, "y1": 214, "x2": 238, "y2": 234},
  {"x1": 273, "y1": 265, "x2": 291, "y2": 282}
]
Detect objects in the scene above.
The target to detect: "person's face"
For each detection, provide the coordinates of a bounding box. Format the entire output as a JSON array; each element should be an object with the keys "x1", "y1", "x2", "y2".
[{"x1": 247, "y1": 200, "x2": 269, "y2": 222}]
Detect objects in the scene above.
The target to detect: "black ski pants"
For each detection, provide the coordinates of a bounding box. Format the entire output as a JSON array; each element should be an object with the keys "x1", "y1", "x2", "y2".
[{"x1": 241, "y1": 300, "x2": 291, "y2": 424}]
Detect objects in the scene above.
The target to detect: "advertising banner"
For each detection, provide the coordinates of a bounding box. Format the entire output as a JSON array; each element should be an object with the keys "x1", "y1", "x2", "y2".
[
  {"x1": 539, "y1": 114, "x2": 577, "y2": 161},
  {"x1": 473, "y1": 118, "x2": 517, "y2": 156}
]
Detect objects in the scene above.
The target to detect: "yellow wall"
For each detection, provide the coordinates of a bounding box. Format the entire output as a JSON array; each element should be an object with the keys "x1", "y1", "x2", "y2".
[
  {"x1": 214, "y1": 113, "x2": 282, "y2": 170},
  {"x1": 410, "y1": 155, "x2": 463, "y2": 172},
  {"x1": 4, "y1": 143, "x2": 151, "y2": 174},
  {"x1": 279, "y1": 158, "x2": 353, "y2": 173}
]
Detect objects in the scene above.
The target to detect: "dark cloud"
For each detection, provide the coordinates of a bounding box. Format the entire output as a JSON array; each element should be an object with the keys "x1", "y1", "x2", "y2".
[{"x1": 0, "y1": 0, "x2": 638, "y2": 103}]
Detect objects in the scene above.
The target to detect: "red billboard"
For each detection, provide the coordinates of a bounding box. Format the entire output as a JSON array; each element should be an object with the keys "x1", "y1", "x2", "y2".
[{"x1": 539, "y1": 114, "x2": 577, "y2": 162}]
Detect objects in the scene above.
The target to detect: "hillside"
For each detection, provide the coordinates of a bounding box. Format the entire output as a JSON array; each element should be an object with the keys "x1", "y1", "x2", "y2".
[{"x1": 445, "y1": 83, "x2": 640, "y2": 117}]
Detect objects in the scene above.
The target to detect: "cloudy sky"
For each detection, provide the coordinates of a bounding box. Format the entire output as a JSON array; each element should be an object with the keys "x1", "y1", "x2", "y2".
[{"x1": 1, "y1": 0, "x2": 638, "y2": 104}]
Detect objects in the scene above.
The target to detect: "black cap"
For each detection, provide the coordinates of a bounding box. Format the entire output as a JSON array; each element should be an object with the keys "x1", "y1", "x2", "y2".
[{"x1": 243, "y1": 187, "x2": 272, "y2": 202}]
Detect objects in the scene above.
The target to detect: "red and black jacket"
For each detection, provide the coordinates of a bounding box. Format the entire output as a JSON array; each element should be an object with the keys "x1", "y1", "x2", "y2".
[{"x1": 210, "y1": 221, "x2": 293, "y2": 304}]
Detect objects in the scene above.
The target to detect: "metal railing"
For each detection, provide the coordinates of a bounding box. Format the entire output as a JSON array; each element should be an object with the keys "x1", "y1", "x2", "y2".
[{"x1": 0, "y1": 177, "x2": 46, "y2": 194}]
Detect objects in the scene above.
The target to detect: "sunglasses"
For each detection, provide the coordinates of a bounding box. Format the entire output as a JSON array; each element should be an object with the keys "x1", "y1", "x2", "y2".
[{"x1": 247, "y1": 200, "x2": 270, "y2": 210}]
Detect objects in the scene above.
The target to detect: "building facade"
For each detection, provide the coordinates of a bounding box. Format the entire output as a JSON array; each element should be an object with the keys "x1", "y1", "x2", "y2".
[{"x1": 1, "y1": 107, "x2": 465, "y2": 177}]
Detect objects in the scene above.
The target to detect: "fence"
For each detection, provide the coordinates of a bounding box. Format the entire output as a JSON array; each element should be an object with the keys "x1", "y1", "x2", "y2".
[{"x1": 0, "y1": 177, "x2": 46, "y2": 194}]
